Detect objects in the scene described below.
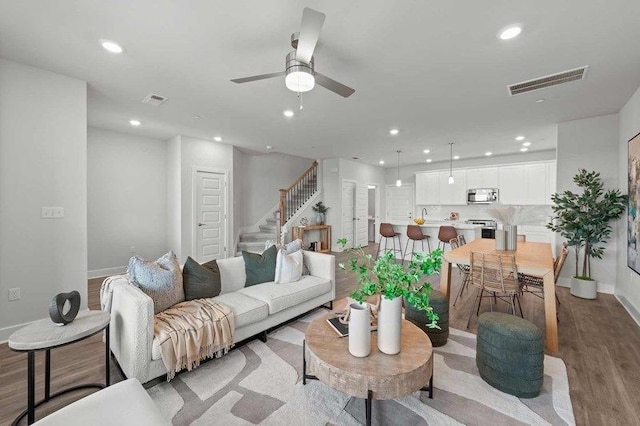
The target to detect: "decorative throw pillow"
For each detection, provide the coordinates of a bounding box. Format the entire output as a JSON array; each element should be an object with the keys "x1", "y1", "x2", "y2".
[
  {"x1": 275, "y1": 239, "x2": 303, "y2": 282},
  {"x1": 275, "y1": 249, "x2": 304, "y2": 284},
  {"x1": 128, "y1": 251, "x2": 184, "y2": 314},
  {"x1": 242, "y1": 244, "x2": 278, "y2": 287},
  {"x1": 182, "y1": 257, "x2": 222, "y2": 301}
]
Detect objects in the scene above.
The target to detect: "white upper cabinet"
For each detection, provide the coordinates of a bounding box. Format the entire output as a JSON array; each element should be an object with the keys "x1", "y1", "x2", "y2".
[
  {"x1": 415, "y1": 172, "x2": 439, "y2": 205},
  {"x1": 438, "y1": 170, "x2": 467, "y2": 205},
  {"x1": 546, "y1": 162, "x2": 557, "y2": 203},
  {"x1": 466, "y1": 167, "x2": 498, "y2": 189},
  {"x1": 498, "y1": 165, "x2": 525, "y2": 204},
  {"x1": 524, "y1": 163, "x2": 547, "y2": 205},
  {"x1": 498, "y1": 161, "x2": 556, "y2": 205}
]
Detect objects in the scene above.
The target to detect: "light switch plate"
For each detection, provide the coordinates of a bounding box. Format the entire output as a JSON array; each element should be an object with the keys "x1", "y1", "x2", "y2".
[{"x1": 41, "y1": 207, "x2": 64, "y2": 219}]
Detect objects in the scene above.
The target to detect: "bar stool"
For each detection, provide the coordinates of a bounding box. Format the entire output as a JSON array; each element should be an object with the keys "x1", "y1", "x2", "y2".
[
  {"x1": 437, "y1": 226, "x2": 458, "y2": 251},
  {"x1": 403, "y1": 225, "x2": 431, "y2": 264},
  {"x1": 377, "y1": 223, "x2": 403, "y2": 260}
]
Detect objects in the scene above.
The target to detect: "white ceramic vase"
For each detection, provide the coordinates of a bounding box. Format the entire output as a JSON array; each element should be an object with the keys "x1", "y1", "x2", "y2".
[
  {"x1": 377, "y1": 295, "x2": 402, "y2": 355},
  {"x1": 504, "y1": 224, "x2": 518, "y2": 250},
  {"x1": 348, "y1": 303, "x2": 371, "y2": 357}
]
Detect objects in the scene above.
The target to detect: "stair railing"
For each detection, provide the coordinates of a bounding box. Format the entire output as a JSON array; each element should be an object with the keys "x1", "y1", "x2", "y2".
[{"x1": 279, "y1": 161, "x2": 318, "y2": 227}]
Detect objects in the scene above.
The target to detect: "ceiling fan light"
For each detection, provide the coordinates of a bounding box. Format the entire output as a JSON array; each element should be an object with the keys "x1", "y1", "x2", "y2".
[{"x1": 285, "y1": 70, "x2": 315, "y2": 92}]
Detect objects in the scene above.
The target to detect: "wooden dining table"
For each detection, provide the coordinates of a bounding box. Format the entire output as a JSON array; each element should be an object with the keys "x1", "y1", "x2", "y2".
[{"x1": 439, "y1": 238, "x2": 558, "y2": 353}]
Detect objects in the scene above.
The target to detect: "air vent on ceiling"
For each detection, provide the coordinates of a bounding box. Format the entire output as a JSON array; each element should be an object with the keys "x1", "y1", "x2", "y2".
[
  {"x1": 142, "y1": 93, "x2": 168, "y2": 106},
  {"x1": 508, "y1": 66, "x2": 589, "y2": 96}
]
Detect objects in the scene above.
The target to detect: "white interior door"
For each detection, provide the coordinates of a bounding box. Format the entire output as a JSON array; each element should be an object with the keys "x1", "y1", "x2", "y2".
[
  {"x1": 195, "y1": 170, "x2": 227, "y2": 262},
  {"x1": 355, "y1": 183, "x2": 369, "y2": 247},
  {"x1": 342, "y1": 180, "x2": 356, "y2": 248},
  {"x1": 386, "y1": 184, "x2": 415, "y2": 222}
]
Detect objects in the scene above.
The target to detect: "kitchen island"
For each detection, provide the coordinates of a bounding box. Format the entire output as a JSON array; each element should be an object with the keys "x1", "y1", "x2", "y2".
[{"x1": 387, "y1": 221, "x2": 482, "y2": 259}]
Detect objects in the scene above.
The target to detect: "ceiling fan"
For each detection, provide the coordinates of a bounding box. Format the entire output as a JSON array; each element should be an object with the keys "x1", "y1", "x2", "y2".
[{"x1": 231, "y1": 7, "x2": 355, "y2": 98}]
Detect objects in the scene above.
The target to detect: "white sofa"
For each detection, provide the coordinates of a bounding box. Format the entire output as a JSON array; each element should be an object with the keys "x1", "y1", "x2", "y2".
[{"x1": 105, "y1": 250, "x2": 335, "y2": 384}]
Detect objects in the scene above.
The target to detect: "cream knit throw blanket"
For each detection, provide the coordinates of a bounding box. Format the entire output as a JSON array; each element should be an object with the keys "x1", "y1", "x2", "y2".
[{"x1": 155, "y1": 298, "x2": 234, "y2": 380}]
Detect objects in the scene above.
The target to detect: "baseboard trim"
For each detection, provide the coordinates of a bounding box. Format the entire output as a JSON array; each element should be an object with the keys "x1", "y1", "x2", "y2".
[
  {"x1": 615, "y1": 295, "x2": 640, "y2": 328},
  {"x1": 556, "y1": 277, "x2": 614, "y2": 294},
  {"x1": 88, "y1": 266, "x2": 126, "y2": 279}
]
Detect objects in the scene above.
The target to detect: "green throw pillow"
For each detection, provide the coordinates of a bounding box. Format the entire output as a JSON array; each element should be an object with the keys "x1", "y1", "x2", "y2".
[
  {"x1": 243, "y1": 245, "x2": 277, "y2": 287},
  {"x1": 182, "y1": 257, "x2": 222, "y2": 300}
]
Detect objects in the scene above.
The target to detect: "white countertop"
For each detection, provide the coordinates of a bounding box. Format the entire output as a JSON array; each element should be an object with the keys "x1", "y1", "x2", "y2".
[{"x1": 390, "y1": 221, "x2": 482, "y2": 230}]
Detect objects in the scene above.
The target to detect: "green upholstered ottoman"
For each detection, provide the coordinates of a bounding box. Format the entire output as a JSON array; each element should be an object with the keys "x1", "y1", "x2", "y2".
[
  {"x1": 405, "y1": 289, "x2": 449, "y2": 347},
  {"x1": 476, "y1": 312, "x2": 544, "y2": 398}
]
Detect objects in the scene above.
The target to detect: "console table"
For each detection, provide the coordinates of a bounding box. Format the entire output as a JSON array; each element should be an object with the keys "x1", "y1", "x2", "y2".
[{"x1": 292, "y1": 224, "x2": 331, "y2": 253}]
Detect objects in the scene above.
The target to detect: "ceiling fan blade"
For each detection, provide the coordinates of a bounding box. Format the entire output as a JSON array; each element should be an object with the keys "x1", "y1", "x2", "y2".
[
  {"x1": 296, "y1": 7, "x2": 325, "y2": 64},
  {"x1": 231, "y1": 71, "x2": 285, "y2": 84},
  {"x1": 315, "y1": 72, "x2": 355, "y2": 97}
]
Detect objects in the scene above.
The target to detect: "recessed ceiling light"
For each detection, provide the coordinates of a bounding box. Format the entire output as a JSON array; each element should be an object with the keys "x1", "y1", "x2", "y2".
[
  {"x1": 129, "y1": 119, "x2": 141, "y2": 127},
  {"x1": 426, "y1": 159, "x2": 432, "y2": 163},
  {"x1": 536, "y1": 98, "x2": 545, "y2": 103},
  {"x1": 283, "y1": 110, "x2": 294, "y2": 118},
  {"x1": 485, "y1": 152, "x2": 492, "y2": 156},
  {"x1": 499, "y1": 26, "x2": 522, "y2": 40},
  {"x1": 453, "y1": 155, "x2": 460, "y2": 160},
  {"x1": 423, "y1": 149, "x2": 430, "y2": 154},
  {"x1": 214, "y1": 136, "x2": 222, "y2": 142},
  {"x1": 515, "y1": 135, "x2": 525, "y2": 141},
  {"x1": 266, "y1": 145, "x2": 273, "y2": 150},
  {"x1": 379, "y1": 160, "x2": 385, "y2": 165},
  {"x1": 193, "y1": 115, "x2": 201, "y2": 120},
  {"x1": 520, "y1": 148, "x2": 529, "y2": 152},
  {"x1": 389, "y1": 128, "x2": 399, "y2": 135},
  {"x1": 100, "y1": 39, "x2": 124, "y2": 54},
  {"x1": 522, "y1": 142, "x2": 531, "y2": 147}
]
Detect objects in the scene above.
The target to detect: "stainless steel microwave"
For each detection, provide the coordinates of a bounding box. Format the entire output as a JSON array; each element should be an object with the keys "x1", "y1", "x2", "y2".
[{"x1": 467, "y1": 188, "x2": 499, "y2": 204}]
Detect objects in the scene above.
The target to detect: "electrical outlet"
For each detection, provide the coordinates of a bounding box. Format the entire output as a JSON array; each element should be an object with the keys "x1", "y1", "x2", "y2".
[
  {"x1": 53, "y1": 207, "x2": 64, "y2": 218},
  {"x1": 8, "y1": 288, "x2": 21, "y2": 301},
  {"x1": 41, "y1": 207, "x2": 64, "y2": 219}
]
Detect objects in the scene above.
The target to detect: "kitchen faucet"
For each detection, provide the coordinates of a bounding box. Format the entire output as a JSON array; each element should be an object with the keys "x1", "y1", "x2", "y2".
[{"x1": 422, "y1": 208, "x2": 428, "y2": 218}]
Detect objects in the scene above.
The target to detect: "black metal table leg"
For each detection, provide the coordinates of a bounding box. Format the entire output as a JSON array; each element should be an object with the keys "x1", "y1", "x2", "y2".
[
  {"x1": 27, "y1": 351, "x2": 35, "y2": 425},
  {"x1": 105, "y1": 325, "x2": 110, "y2": 386},
  {"x1": 302, "y1": 340, "x2": 318, "y2": 385},
  {"x1": 365, "y1": 390, "x2": 372, "y2": 426},
  {"x1": 44, "y1": 349, "x2": 51, "y2": 400}
]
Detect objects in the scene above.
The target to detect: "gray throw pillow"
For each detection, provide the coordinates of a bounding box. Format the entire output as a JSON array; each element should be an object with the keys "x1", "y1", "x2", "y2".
[
  {"x1": 128, "y1": 251, "x2": 184, "y2": 314},
  {"x1": 243, "y1": 245, "x2": 278, "y2": 287},
  {"x1": 183, "y1": 257, "x2": 222, "y2": 301}
]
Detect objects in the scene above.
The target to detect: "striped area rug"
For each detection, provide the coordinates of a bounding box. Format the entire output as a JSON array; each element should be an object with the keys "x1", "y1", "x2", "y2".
[{"x1": 147, "y1": 309, "x2": 575, "y2": 425}]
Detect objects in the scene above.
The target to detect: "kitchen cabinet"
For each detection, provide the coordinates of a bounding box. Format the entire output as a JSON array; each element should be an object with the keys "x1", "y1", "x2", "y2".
[
  {"x1": 546, "y1": 162, "x2": 557, "y2": 202},
  {"x1": 438, "y1": 170, "x2": 467, "y2": 205},
  {"x1": 524, "y1": 163, "x2": 547, "y2": 205},
  {"x1": 519, "y1": 225, "x2": 553, "y2": 244},
  {"x1": 498, "y1": 165, "x2": 525, "y2": 204},
  {"x1": 415, "y1": 172, "x2": 439, "y2": 205},
  {"x1": 498, "y1": 161, "x2": 556, "y2": 205},
  {"x1": 466, "y1": 167, "x2": 498, "y2": 189}
]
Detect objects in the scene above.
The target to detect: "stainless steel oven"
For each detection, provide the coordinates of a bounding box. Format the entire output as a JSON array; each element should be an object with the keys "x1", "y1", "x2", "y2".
[{"x1": 467, "y1": 219, "x2": 497, "y2": 239}]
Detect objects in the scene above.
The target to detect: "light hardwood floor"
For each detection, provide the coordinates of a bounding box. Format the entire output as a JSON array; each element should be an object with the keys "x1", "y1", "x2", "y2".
[{"x1": 1, "y1": 245, "x2": 640, "y2": 425}]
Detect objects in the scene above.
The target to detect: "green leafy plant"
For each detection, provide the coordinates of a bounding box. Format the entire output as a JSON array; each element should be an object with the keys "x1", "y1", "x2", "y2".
[
  {"x1": 337, "y1": 238, "x2": 443, "y2": 328},
  {"x1": 547, "y1": 169, "x2": 627, "y2": 279},
  {"x1": 312, "y1": 201, "x2": 329, "y2": 214}
]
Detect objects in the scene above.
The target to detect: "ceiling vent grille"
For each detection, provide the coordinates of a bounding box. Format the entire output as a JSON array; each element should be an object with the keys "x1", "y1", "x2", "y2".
[
  {"x1": 508, "y1": 66, "x2": 589, "y2": 96},
  {"x1": 142, "y1": 93, "x2": 168, "y2": 105}
]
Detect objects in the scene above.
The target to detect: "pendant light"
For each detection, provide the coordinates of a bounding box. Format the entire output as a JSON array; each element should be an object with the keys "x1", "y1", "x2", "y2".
[
  {"x1": 448, "y1": 143, "x2": 455, "y2": 184},
  {"x1": 396, "y1": 150, "x2": 402, "y2": 187}
]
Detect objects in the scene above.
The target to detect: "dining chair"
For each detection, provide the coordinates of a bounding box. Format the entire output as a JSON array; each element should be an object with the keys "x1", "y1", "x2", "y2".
[
  {"x1": 377, "y1": 222, "x2": 403, "y2": 260},
  {"x1": 449, "y1": 237, "x2": 471, "y2": 306},
  {"x1": 403, "y1": 225, "x2": 431, "y2": 264},
  {"x1": 519, "y1": 242, "x2": 569, "y2": 305},
  {"x1": 467, "y1": 251, "x2": 523, "y2": 328}
]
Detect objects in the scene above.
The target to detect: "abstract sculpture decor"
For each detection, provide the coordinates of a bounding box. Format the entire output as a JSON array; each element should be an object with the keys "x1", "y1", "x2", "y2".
[{"x1": 49, "y1": 290, "x2": 81, "y2": 325}]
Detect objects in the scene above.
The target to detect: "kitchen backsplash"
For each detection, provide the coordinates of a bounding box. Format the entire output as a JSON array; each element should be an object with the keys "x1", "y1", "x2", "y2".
[{"x1": 415, "y1": 204, "x2": 553, "y2": 225}]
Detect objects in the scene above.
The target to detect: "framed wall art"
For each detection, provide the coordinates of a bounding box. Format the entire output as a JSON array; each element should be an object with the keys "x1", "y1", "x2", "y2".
[{"x1": 627, "y1": 131, "x2": 640, "y2": 275}]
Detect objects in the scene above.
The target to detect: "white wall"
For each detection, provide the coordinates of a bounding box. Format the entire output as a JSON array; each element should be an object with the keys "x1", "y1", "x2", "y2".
[
  {"x1": 87, "y1": 127, "x2": 168, "y2": 276},
  {"x1": 0, "y1": 59, "x2": 87, "y2": 340},
  {"x1": 167, "y1": 135, "x2": 182, "y2": 258},
  {"x1": 556, "y1": 114, "x2": 620, "y2": 291},
  {"x1": 178, "y1": 136, "x2": 234, "y2": 263},
  {"x1": 618, "y1": 85, "x2": 640, "y2": 322}
]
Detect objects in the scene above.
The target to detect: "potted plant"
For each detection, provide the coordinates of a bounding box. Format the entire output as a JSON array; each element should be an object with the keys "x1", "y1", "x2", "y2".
[
  {"x1": 337, "y1": 238, "x2": 443, "y2": 354},
  {"x1": 547, "y1": 169, "x2": 627, "y2": 299},
  {"x1": 312, "y1": 201, "x2": 329, "y2": 224}
]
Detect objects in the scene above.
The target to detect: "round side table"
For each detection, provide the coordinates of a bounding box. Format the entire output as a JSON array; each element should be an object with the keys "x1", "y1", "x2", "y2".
[
  {"x1": 303, "y1": 314, "x2": 433, "y2": 426},
  {"x1": 8, "y1": 310, "x2": 111, "y2": 425}
]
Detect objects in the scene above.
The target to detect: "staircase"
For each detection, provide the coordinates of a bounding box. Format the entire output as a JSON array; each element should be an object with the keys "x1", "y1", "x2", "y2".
[
  {"x1": 235, "y1": 161, "x2": 319, "y2": 255},
  {"x1": 236, "y1": 217, "x2": 279, "y2": 255}
]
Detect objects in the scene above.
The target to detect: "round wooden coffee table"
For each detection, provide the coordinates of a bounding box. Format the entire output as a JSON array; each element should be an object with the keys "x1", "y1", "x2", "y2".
[{"x1": 303, "y1": 313, "x2": 433, "y2": 426}]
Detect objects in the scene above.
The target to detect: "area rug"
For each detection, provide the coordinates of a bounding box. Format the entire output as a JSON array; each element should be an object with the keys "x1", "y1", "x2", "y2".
[{"x1": 147, "y1": 309, "x2": 575, "y2": 425}]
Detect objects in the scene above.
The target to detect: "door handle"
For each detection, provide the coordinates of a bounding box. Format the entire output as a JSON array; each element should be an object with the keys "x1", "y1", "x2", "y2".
[{"x1": 198, "y1": 222, "x2": 205, "y2": 227}]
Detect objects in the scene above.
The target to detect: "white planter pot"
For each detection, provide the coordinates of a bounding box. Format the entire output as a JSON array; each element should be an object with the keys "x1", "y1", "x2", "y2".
[
  {"x1": 570, "y1": 277, "x2": 597, "y2": 299},
  {"x1": 377, "y1": 295, "x2": 403, "y2": 355},
  {"x1": 348, "y1": 303, "x2": 371, "y2": 357}
]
